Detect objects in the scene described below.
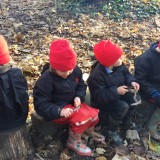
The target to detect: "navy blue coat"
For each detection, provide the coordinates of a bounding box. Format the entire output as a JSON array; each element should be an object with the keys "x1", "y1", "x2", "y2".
[
  {"x1": 134, "y1": 41, "x2": 160, "y2": 99},
  {"x1": 87, "y1": 62, "x2": 136, "y2": 109},
  {"x1": 33, "y1": 65, "x2": 87, "y2": 121},
  {"x1": 0, "y1": 64, "x2": 29, "y2": 131}
]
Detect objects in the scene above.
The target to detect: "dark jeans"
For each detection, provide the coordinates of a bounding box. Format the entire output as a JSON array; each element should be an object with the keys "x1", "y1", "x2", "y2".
[{"x1": 100, "y1": 92, "x2": 135, "y2": 121}]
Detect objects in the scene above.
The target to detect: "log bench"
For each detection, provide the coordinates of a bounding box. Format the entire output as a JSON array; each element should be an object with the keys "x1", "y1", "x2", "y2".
[
  {"x1": 0, "y1": 124, "x2": 34, "y2": 160},
  {"x1": 145, "y1": 105, "x2": 160, "y2": 141},
  {"x1": 31, "y1": 111, "x2": 94, "y2": 160},
  {"x1": 31, "y1": 110, "x2": 68, "y2": 140}
]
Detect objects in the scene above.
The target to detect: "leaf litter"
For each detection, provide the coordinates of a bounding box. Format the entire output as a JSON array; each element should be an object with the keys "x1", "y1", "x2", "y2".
[{"x1": 0, "y1": 0, "x2": 160, "y2": 159}]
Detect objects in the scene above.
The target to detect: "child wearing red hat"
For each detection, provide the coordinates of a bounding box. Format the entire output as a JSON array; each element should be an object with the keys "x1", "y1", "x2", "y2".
[
  {"x1": 0, "y1": 35, "x2": 29, "y2": 131},
  {"x1": 135, "y1": 40, "x2": 160, "y2": 106},
  {"x1": 87, "y1": 40, "x2": 141, "y2": 146},
  {"x1": 33, "y1": 39, "x2": 103, "y2": 156}
]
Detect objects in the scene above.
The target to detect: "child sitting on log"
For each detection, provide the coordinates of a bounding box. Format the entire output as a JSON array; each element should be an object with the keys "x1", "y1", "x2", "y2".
[
  {"x1": 134, "y1": 40, "x2": 160, "y2": 105},
  {"x1": 33, "y1": 39, "x2": 104, "y2": 156},
  {"x1": 87, "y1": 40, "x2": 141, "y2": 146},
  {"x1": 0, "y1": 35, "x2": 29, "y2": 131}
]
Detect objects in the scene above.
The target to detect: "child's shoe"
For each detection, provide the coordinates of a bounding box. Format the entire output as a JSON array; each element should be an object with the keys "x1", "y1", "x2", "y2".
[
  {"x1": 67, "y1": 129, "x2": 92, "y2": 156},
  {"x1": 67, "y1": 139, "x2": 92, "y2": 156}
]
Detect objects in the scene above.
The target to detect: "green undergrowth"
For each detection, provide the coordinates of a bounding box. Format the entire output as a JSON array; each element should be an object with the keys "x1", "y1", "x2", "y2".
[{"x1": 60, "y1": 0, "x2": 160, "y2": 21}]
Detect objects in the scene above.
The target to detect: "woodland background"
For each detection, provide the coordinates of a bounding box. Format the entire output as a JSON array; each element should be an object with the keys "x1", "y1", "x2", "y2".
[{"x1": 0, "y1": 0, "x2": 160, "y2": 159}]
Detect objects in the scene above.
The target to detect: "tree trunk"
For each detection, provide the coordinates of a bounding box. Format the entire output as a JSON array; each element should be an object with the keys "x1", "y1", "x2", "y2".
[
  {"x1": 31, "y1": 111, "x2": 68, "y2": 137},
  {"x1": 0, "y1": 124, "x2": 34, "y2": 160},
  {"x1": 31, "y1": 111, "x2": 69, "y2": 150},
  {"x1": 135, "y1": 101, "x2": 157, "y2": 127},
  {"x1": 146, "y1": 107, "x2": 160, "y2": 141}
]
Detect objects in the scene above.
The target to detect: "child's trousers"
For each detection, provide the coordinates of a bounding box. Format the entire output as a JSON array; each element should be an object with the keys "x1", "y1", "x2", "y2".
[{"x1": 53, "y1": 103, "x2": 99, "y2": 133}]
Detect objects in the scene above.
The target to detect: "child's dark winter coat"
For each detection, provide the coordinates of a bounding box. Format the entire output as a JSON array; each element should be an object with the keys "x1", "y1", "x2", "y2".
[
  {"x1": 0, "y1": 35, "x2": 28, "y2": 131},
  {"x1": 87, "y1": 62, "x2": 136, "y2": 109},
  {"x1": 0, "y1": 65, "x2": 28, "y2": 131},
  {"x1": 33, "y1": 65, "x2": 86, "y2": 121},
  {"x1": 134, "y1": 41, "x2": 160, "y2": 103}
]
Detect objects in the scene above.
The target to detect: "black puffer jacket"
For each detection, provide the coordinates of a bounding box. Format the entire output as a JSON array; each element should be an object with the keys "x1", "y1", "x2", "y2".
[
  {"x1": 87, "y1": 62, "x2": 136, "y2": 108},
  {"x1": 134, "y1": 41, "x2": 160, "y2": 99},
  {"x1": 0, "y1": 64, "x2": 29, "y2": 131},
  {"x1": 33, "y1": 65, "x2": 87, "y2": 121}
]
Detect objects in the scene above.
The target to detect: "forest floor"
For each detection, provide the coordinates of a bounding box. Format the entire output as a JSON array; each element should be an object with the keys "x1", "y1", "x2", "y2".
[{"x1": 0, "y1": 0, "x2": 160, "y2": 159}]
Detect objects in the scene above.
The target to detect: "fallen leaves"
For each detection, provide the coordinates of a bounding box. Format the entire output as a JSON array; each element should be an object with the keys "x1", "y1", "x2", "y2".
[
  {"x1": 96, "y1": 148, "x2": 106, "y2": 155},
  {"x1": 1, "y1": 0, "x2": 160, "y2": 160}
]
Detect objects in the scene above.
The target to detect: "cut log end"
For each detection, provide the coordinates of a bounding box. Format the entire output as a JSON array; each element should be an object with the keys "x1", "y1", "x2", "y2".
[
  {"x1": 0, "y1": 124, "x2": 34, "y2": 160},
  {"x1": 31, "y1": 111, "x2": 68, "y2": 137}
]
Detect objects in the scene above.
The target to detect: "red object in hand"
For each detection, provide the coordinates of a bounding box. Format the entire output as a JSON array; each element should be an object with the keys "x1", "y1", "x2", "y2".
[
  {"x1": 73, "y1": 106, "x2": 80, "y2": 112},
  {"x1": 158, "y1": 41, "x2": 160, "y2": 49}
]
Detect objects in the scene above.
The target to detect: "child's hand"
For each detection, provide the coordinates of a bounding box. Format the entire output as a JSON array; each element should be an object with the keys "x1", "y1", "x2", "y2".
[
  {"x1": 60, "y1": 108, "x2": 73, "y2": 118},
  {"x1": 131, "y1": 82, "x2": 140, "y2": 91},
  {"x1": 117, "y1": 85, "x2": 129, "y2": 95},
  {"x1": 74, "y1": 97, "x2": 81, "y2": 107}
]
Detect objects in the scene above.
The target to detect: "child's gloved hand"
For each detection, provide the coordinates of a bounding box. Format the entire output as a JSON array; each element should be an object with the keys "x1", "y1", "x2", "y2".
[
  {"x1": 74, "y1": 97, "x2": 81, "y2": 107},
  {"x1": 117, "y1": 85, "x2": 129, "y2": 95},
  {"x1": 131, "y1": 82, "x2": 140, "y2": 91},
  {"x1": 60, "y1": 108, "x2": 73, "y2": 118}
]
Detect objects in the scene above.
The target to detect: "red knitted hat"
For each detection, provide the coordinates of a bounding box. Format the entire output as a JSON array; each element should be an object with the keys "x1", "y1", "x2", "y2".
[
  {"x1": 94, "y1": 40, "x2": 123, "y2": 67},
  {"x1": 49, "y1": 39, "x2": 77, "y2": 71},
  {"x1": 0, "y1": 35, "x2": 10, "y2": 65}
]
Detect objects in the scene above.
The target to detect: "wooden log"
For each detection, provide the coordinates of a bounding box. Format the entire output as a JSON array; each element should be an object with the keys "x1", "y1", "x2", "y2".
[
  {"x1": 0, "y1": 124, "x2": 34, "y2": 160},
  {"x1": 146, "y1": 107, "x2": 160, "y2": 140},
  {"x1": 135, "y1": 101, "x2": 157, "y2": 127},
  {"x1": 31, "y1": 111, "x2": 68, "y2": 137}
]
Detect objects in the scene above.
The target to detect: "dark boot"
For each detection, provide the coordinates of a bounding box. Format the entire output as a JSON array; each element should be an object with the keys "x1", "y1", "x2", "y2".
[
  {"x1": 122, "y1": 107, "x2": 139, "y2": 130},
  {"x1": 122, "y1": 110, "x2": 134, "y2": 129},
  {"x1": 103, "y1": 115, "x2": 130, "y2": 155},
  {"x1": 103, "y1": 116, "x2": 123, "y2": 146}
]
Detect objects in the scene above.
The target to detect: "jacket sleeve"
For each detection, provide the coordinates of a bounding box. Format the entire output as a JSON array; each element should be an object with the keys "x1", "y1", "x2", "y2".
[
  {"x1": 33, "y1": 74, "x2": 62, "y2": 121},
  {"x1": 75, "y1": 67, "x2": 87, "y2": 102},
  {"x1": 10, "y1": 69, "x2": 29, "y2": 117},
  {"x1": 123, "y1": 65, "x2": 137, "y2": 85},
  {"x1": 88, "y1": 75, "x2": 120, "y2": 104},
  {"x1": 134, "y1": 57, "x2": 157, "y2": 96}
]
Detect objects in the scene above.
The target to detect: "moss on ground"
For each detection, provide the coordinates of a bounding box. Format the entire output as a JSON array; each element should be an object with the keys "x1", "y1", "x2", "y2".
[{"x1": 61, "y1": 0, "x2": 160, "y2": 21}]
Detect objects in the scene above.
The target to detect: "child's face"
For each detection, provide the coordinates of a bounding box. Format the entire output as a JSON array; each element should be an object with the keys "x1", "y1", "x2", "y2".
[
  {"x1": 112, "y1": 56, "x2": 123, "y2": 67},
  {"x1": 55, "y1": 69, "x2": 73, "y2": 78}
]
